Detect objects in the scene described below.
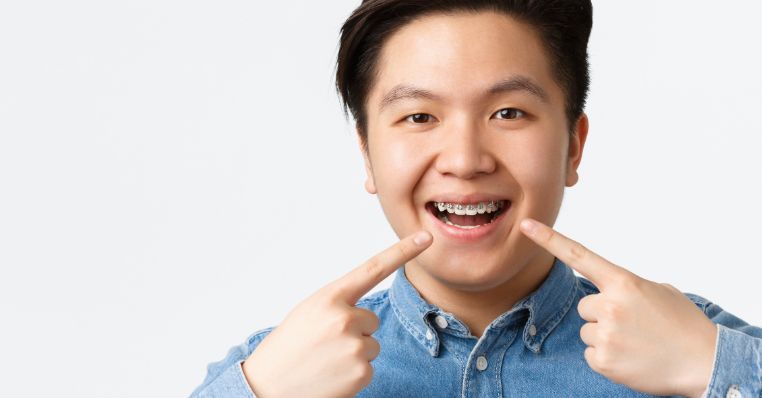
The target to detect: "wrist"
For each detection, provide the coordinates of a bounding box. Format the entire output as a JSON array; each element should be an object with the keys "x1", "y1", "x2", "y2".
[
  {"x1": 679, "y1": 322, "x2": 718, "y2": 398},
  {"x1": 242, "y1": 358, "x2": 264, "y2": 397}
]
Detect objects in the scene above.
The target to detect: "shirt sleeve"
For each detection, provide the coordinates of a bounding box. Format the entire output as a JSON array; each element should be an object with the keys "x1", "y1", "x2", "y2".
[
  {"x1": 685, "y1": 294, "x2": 762, "y2": 398},
  {"x1": 188, "y1": 327, "x2": 275, "y2": 398}
]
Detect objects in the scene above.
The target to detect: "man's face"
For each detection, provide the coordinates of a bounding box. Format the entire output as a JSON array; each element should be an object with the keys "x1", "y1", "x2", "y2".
[{"x1": 361, "y1": 11, "x2": 588, "y2": 291}]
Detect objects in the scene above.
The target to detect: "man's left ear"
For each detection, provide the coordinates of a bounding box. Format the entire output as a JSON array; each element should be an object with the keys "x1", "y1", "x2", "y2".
[{"x1": 565, "y1": 112, "x2": 589, "y2": 187}]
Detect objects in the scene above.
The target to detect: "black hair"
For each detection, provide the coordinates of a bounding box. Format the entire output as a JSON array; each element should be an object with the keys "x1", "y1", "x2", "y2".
[{"x1": 335, "y1": 0, "x2": 593, "y2": 149}]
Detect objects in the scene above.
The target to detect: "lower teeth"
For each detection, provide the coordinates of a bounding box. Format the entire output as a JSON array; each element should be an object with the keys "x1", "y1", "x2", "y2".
[{"x1": 439, "y1": 214, "x2": 494, "y2": 229}]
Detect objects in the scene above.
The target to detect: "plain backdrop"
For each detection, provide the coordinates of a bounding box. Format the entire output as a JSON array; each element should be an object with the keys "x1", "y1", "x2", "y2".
[{"x1": 1, "y1": 1, "x2": 760, "y2": 397}]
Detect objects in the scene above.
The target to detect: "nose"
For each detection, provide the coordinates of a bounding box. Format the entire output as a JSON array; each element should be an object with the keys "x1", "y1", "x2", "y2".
[{"x1": 433, "y1": 119, "x2": 496, "y2": 179}]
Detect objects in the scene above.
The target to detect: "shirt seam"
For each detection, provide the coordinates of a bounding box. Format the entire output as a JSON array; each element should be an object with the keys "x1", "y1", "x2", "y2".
[
  {"x1": 535, "y1": 277, "x2": 577, "y2": 347},
  {"x1": 356, "y1": 290, "x2": 389, "y2": 309},
  {"x1": 389, "y1": 286, "x2": 434, "y2": 355}
]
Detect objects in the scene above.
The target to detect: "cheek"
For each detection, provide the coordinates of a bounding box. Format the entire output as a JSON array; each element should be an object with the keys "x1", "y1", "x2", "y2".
[
  {"x1": 505, "y1": 135, "x2": 567, "y2": 191},
  {"x1": 373, "y1": 138, "x2": 430, "y2": 192}
]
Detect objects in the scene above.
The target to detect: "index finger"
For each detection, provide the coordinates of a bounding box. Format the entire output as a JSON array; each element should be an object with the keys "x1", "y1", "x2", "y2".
[
  {"x1": 329, "y1": 230, "x2": 432, "y2": 305},
  {"x1": 519, "y1": 218, "x2": 628, "y2": 289}
]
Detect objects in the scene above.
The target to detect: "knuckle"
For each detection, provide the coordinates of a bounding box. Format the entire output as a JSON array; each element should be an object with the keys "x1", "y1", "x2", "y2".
[
  {"x1": 350, "y1": 362, "x2": 373, "y2": 389},
  {"x1": 347, "y1": 338, "x2": 365, "y2": 357},
  {"x1": 396, "y1": 242, "x2": 411, "y2": 259},
  {"x1": 598, "y1": 328, "x2": 614, "y2": 347},
  {"x1": 595, "y1": 349, "x2": 612, "y2": 373},
  {"x1": 579, "y1": 323, "x2": 590, "y2": 342},
  {"x1": 602, "y1": 301, "x2": 622, "y2": 320},
  {"x1": 369, "y1": 338, "x2": 381, "y2": 358},
  {"x1": 613, "y1": 273, "x2": 639, "y2": 292},
  {"x1": 363, "y1": 258, "x2": 384, "y2": 282},
  {"x1": 369, "y1": 313, "x2": 380, "y2": 333},
  {"x1": 355, "y1": 307, "x2": 380, "y2": 333},
  {"x1": 583, "y1": 346, "x2": 595, "y2": 366},
  {"x1": 577, "y1": 296, "x2": 590, "y2": 313},
  {"x1": 568, "y1": 241, "x2": 589, "y2": 262},
  {"x1": 332, "y1": 311, "x2": 355, "y2": 333}
]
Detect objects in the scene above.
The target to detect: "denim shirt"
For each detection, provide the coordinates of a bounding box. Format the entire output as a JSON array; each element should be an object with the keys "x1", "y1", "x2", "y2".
[{"x1": 189, "y1": 258, "x2": 762, "y2": 398}]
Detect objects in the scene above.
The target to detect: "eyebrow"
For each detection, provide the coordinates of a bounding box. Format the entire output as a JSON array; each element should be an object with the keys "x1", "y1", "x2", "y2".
[{"x1": 378, "y1": 75, "x2": 550, "y2": 112}]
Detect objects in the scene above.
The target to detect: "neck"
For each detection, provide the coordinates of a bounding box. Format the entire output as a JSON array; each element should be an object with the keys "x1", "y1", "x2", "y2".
[{"x1": 404, "y1": 251, "x2": 556, "y2": 338}]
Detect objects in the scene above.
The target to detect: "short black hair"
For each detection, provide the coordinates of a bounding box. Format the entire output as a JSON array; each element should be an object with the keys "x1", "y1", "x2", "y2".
[{"x1": 335, "y1": 0, "x2": 593, "y2": 149}]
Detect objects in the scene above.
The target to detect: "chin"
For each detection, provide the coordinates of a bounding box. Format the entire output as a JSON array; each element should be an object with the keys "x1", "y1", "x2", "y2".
[{"x1": 414, "y1": 248, "x2": 519, "y2": 292}]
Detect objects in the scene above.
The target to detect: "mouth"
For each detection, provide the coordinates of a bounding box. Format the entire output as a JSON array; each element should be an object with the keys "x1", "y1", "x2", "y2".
[
  {"x1": 423, "y1": 198, "x2": 512, "y2": 242},
  {"x1": 425, "y1": 200, "x2": 509, "y2": 229}
]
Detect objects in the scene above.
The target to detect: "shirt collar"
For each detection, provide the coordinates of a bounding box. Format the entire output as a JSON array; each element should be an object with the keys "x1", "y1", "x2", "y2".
[{"x1": 388, "y1": 257, "x2": 578, "y2": 357}]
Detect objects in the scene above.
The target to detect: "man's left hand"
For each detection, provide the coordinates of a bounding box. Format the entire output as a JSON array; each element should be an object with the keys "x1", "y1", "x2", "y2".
[{"x1": 519, "y1": 218, "x2": 717, "y2": 398}]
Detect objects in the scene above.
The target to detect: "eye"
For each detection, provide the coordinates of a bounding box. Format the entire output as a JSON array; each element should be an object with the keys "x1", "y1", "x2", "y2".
[
  {"x1": 404, "y1": 113, "x2": 434, "y2": 124},
  {"x1": 493, "y1": 108, "x2": 526, "y2": 120}
]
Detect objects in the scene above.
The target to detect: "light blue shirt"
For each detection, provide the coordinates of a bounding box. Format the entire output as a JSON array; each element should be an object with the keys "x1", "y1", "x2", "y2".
[{"x1": 189, "y1": 257, "x2": 761, "y2": 397}]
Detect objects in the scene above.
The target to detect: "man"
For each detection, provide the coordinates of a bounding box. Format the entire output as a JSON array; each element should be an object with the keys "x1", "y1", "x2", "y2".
[{"x1": 190, "y1": 1, "x2": 761, "y2": 397}]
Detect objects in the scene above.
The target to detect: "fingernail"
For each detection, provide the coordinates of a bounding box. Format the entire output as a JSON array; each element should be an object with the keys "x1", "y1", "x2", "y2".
[
  {"x1": 520, "y1": 219, "x2": 537, "y2": 235},
  {"x1": 413, "y1": 231, "x2": 431, "y2": 246}
]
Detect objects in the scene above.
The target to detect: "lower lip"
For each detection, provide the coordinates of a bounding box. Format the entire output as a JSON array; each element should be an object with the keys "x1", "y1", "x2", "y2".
[{"x1": 426, "y1": 202, "x2": 511, "y2": 242}]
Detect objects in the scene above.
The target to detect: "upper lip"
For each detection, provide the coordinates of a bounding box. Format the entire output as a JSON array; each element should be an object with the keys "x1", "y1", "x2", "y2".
[{"x1": 427, "y1": 193, "x2": 511, "y2": 205}]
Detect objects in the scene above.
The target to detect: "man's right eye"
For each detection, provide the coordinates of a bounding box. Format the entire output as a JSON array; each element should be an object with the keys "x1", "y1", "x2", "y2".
[{"x1": 405, "y1": 113, "x2": 433, "y2": 124}]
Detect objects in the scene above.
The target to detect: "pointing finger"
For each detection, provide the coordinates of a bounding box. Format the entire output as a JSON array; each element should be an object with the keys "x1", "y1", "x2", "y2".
[
  {"x1": 330, "y1": 230, "x2": 432, "y2": 305},
  {"x1": 519, "y1": 218, "x2": 628, "y2": 290}
]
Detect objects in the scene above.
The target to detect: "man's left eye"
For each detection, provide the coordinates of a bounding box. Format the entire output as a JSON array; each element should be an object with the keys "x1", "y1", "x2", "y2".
[{"x1": 493, "y1": 108, "x2": 525, "y2": 120}]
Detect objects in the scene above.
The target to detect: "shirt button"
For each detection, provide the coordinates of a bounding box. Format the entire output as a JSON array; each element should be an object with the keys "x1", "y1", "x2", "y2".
[
  {"x1": 476, "y1": 355, "x2": 488, "y2": 371},
  {"x1": 726, "y1": 385, "x2": 743, "y2": 398},
  {"x1": 435, "y1": 315, "x2": 449, "y2": 329},
  {"x1": 425, "y1": 329, "x2": 434, "y2": 340},
  {"x1": 528, "y1": 324, "x2": 537, "y2": 337}
]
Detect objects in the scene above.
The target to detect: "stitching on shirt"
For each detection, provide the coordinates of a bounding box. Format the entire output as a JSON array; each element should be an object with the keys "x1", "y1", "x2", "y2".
[
  {"x1": 389, "y1": 287, "x2": 435, "y2": 355},
  {"x1": 435, "y1": 333, "x2": 468, "y2": 370},
  {"x1": 439, "y1": 333, "x2": 465, "y2": 364},
  {"x1": 494, "y1": 328, "x2": 518, "y2": 398},
  {"x1": 531, "y1": 276, "x2": 578, "y2": 352},
  {"x1": 461, "y1": 353, "x2": 471, "y2": 398},
  {"x1": 355, "y1": 289, "x2": 389, "y2": 309}
]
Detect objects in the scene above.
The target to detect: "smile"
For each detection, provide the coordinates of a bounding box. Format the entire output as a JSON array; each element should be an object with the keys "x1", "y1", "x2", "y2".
[{"x1": 425, "y1": 199, "x2": 511, "y2": 242}]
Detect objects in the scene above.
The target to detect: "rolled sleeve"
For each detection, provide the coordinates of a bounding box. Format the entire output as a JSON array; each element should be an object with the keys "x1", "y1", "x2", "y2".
[
  {"x1": 188, "y1": 327, "x2": 274, "y2": 398},
  {"x1": 193, "y1": 359, "x2": 257, "y2": 398},
  {"x1": 702, "y1": 323, "x2": 761, "y2": 398}
]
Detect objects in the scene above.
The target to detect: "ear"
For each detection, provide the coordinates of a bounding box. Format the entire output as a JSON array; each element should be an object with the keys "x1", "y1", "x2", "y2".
[
  {"x1": 356, "y1": 124, "x2": 377, "y2": 195},
  {"x1": 565, "y1": 112, "x2": 589, "y2": 187}
]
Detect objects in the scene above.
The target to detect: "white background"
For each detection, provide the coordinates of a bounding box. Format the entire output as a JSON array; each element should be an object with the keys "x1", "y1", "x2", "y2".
[{"x1": 1, "y1": 1, "x2": 760, "y2": 397}]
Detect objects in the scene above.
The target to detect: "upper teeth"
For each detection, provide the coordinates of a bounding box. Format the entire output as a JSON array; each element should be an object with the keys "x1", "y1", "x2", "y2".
[{"x1": 434, "y1": 200, "x2": 505, "y2": 215}]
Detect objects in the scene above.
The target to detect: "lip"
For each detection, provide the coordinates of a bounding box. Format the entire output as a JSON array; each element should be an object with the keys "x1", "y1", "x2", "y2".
[
  {"x1": 425, "y1": 200, "x2": 511, "y2": 242},
  {"x1": 427, "y1": 193, "x2": 509, "y2": 205}
]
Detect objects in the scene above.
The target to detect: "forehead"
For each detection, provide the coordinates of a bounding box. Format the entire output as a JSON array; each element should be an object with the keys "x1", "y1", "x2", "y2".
[{"x1": 369, "y1": 10, "x2": 563, "y2": 110}]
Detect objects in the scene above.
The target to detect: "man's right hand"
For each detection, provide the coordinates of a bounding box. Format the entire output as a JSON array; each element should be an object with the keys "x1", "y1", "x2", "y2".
[{"x1": 242, "y1": 230, "x2": 433, "y2": 398}]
